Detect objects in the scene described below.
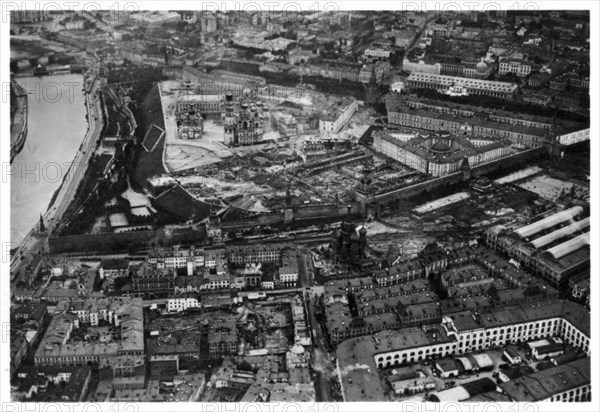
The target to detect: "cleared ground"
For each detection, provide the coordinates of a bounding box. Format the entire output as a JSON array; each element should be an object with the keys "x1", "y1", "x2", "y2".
[{"x1": 518, "y1": 174, "x2": 575, "y2": 200}]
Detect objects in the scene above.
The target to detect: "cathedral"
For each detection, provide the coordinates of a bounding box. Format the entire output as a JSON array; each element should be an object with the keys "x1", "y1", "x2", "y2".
[
  {"x1": 175, "y1": 105, "x2": 203, "y2": 139},
  {"x1": 330, "y1": 215, "x2": 368, "y2": 265},
  {"x1": 223, "y1": 91, "x2": 270, "y2": 146}
]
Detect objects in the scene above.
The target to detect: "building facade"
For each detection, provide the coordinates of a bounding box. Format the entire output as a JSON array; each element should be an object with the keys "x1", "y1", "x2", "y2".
[{"x1": 223, "y1": 93, "x2": 269, "y2": 146}]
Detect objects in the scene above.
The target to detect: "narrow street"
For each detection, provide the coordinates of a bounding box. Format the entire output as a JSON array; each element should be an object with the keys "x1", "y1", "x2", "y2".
[{"x1": 298, "y1": 248, "x2": 337, "y2": 401}]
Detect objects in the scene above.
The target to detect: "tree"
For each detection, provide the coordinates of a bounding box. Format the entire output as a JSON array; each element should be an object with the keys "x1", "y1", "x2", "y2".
[
  {"x1": 113, "y1": 276, "x2": 130, "y2": 291},
  {"x1": 39, "y1": 214, "x2": 46, "y2": 233},
  {"x1": 237, "y1": 361, "x2": 254, "y2": 372},
  {"x1": 83, "y1": 20, "x2": 96, "y2": 30}
]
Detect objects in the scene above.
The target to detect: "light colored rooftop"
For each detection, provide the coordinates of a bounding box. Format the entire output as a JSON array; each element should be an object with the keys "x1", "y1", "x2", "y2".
[{"x1": 407, "y1": 72, "x2": 518, "y2": 93}]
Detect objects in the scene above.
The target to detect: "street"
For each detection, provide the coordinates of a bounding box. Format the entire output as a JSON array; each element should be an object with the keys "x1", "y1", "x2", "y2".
[{"x1": 298, "y1": 248, "x2": 338, "y2": 401}]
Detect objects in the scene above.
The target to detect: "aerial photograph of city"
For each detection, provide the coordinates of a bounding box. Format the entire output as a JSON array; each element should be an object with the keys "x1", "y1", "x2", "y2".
[{"x1": 3, "y1": 3, "x2": 597, "y2": 410}]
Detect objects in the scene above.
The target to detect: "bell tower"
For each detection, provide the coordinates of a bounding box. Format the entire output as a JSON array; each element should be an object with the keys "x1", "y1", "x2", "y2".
[
  {"x1": 461, "y1": 156, "x2": 471, "y2": 181},
  {"x1": 223, "y1": 92, "x2": 236, "y2": 146}
]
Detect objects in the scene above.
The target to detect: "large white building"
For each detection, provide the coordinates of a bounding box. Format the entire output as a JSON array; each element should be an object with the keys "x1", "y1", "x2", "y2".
[
  {"x1": 177, "y1": 94, "x2": 224, "y2": 121},
  {"x1": 499, "y1": 58, "x2": 532, "y2": 76},
  {"x1": 148, "y1": 246, "x2": 205, "y2": 270},
  {"x1": 336, "y1": 300, "x2": 589, "y2": 401},
  {"x1": 373, "y1": 130, "x2": 512, "y2": 177},
  {"x1": 406, "y1": 72, "x2": 518, "y2": 99},
  {"x1": 167, "y1": 297, "x2": 200, "y2": 313},
  {"x1": 402, "y1": 58, "x2": 442, "y2": 75},
  {"x1": 130, "y1": 11, "x2": 181, "y2": 28},
  {"x1": 278, "y1": 251, "x2": 299, "y2": 286},
  {"x1": 363, "y1": 48, "x2": 392, "y2": 59},
  {"x1": 319, "y1": 97, "x2": 358, "y2": 136}
]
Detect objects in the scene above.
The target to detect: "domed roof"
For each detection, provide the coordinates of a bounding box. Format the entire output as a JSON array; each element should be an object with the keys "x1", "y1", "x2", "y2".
[
  {"x1": 476, "y1": 60, "x2": 488, "y2": 70},
  {"x1": 341, "y1": 221, "x2": 354, "y2": 234},
  {"x1": 291, "y1": 343, "x2": 305, "y2": 355},
  {"x1": 430, "y1": 140, "x2": 452, "y2": 153},
  {"x1": 358, "y1": 226, "x2": 367, "y2": 236}
]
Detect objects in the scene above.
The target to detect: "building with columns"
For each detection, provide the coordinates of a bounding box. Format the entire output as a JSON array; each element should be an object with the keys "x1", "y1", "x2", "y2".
[
  {"x1": 336, "y1": 299, "x2": 589, "y2": 401},
  {"x1": 406, "y1": 72, "x2": 518, "y2": 99}
]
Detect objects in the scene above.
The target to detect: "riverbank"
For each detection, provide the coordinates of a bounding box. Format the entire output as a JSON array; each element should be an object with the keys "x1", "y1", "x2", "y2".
[
  {"x1": 10, "y1": 80, "x2": 28, "y2": 163},
  {"x1": 11, "y1": 71, "x2": 103, "y2": 275},
  {"x1": 44, "y1": 75, "x2": 104, "y2": 236}
]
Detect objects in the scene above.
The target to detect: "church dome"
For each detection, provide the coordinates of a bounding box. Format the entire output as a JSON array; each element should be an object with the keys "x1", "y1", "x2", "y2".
[
  {"x1": 476, "y1": 60, "x2": 488, "y2": 73},
  {"x1": 430, "y1": 140, "x2": 452, "y2": 154},
  {"x1": 358, "y1": 226, "x2": 367, "y2": 236},
  {"x1": 291, "y1": 343, "x2": 305, "y2": 354},
  {"x1": 341, "y1": 221, "x2": 354, "y2": 235}
]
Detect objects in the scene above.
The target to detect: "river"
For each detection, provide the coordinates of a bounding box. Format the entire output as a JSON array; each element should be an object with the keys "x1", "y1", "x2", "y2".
[{"x1": 11, "y1": 74, "x2": 88, "y2": 245}]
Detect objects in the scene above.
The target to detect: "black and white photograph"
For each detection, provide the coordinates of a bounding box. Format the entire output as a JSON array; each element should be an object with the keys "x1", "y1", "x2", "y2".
[{"x1": 1, "y1": 2, "x2": 598, "y2": 411}]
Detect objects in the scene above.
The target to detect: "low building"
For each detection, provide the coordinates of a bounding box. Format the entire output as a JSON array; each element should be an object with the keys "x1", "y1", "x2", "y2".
[
  {"x1": 394, "y1": 30, "x2": 416, "y2": 48},
  {"x1": 569, "y1": 272, "x2": 590, "y2": 305},
  {"x1": 34, "y1": 297, "x2": 144, "y2": 366},
  {"x1": 435, "y1": 359, "x2": 459, "y2": 378},
  {"x1": 392, "y1": 377, "x2": 436, "y2": 396},
  {"x1": 167, "y1": 297, "x2": 200, "y2": 313},
  {"x1": 208, "y1": 332, "x2": 238, "y2": 359},
  {"x1": 500, "y1": 358, "x2": 591, "y2": 402},
  {"x1": 149, "y1": 355, "x2": 180, "y2": 377},
  {"x1": 503, "y1": 345, "x2": 522, "y2": 364},
  {"x1": 12, "y1": 365, "x2": 92, "y2": 402},
  {"x1": 363, "y1": 47, "x2": 392, "y2": 60},
  {"x1": 429, "y1": 378, "x2": 496, "y2": 402},
  {"x1": 278, "y1": 250, "x2": 299, "y2": 287},
  {"x1": 531, "y1": 342, "x2": 564, "y2": 360},
  {"x1": 522, "y1": 92, "x2": 553, "y2": 107},
  {"x1": 359, "y1": 61, "x2": 391, "y2": 84},
  {"x1": 130, "y1": 262, "x2": 176, "y2": 299},
  {"x1": 499, "y1": 57, "x2": 532, "y2": 76},
  {"x1": 498, "y1": 365, "x2": 535, "y2": 383},
  {"x1": 99, "y1": 259, "x2": 129, "y2": 291},
  {"x1": 177, "y1": 93, "x2": 223, "y2": 121},
  {"x1": 174, "y1": 275, "x2": 204, "y2": 294}
]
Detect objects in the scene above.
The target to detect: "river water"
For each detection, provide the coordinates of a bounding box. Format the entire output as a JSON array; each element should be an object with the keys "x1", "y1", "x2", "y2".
[{"x1": 11, "y1": 74, "x2": 87, "y2": 245}]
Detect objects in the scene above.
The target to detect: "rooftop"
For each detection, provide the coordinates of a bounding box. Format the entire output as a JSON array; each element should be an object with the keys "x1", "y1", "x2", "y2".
[
  {"x1": 407, "y1": 72, "x2": 518, "y2": 93},
  {"x1": 337, "y1": 300, "x2": 589, "y2": 401},
  {"x1": 336, "y1": 327, "x2": 451, "y2": 401},
  {"x1": 375, "y1": 130, "x2": 511, "y2": 164},
  {"x1": 500, "y1": 358, "x2": 590, "y2": 401}
]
